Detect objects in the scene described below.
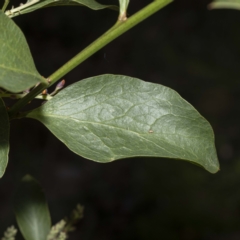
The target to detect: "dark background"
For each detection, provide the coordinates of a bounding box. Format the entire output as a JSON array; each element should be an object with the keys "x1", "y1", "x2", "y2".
[{"x1": 1, "y1": 0, "x2": 240, "y2": 239}]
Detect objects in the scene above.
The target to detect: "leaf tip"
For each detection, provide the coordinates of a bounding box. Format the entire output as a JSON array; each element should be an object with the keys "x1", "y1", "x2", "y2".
[
  {"x1": 22, "y1": 174, "x2": 34, "y2": 182},
  {"x1": 206, "y1": 161, "x2": 220, "y2": 174},
  {"x1": 207, "y1": 3, "x2": 214, "y2": 10}
]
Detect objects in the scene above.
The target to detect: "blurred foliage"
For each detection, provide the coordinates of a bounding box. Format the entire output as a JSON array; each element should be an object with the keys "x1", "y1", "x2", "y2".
[{"x1": 209, "y1": 0, "x2": 240, "y2": 11}]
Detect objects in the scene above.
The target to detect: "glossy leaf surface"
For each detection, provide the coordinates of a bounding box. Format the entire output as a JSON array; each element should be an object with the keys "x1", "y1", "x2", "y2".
[
  {"x1": 13, "y1": 0, "x2": 117, "y2": 16},
  {"x1": 14, "y1": 175, "x2": 51, "y2": 240},
  {"x1": 209, "y1": 0, "x2": 240, "y2": 10},
  {"x1": 0, "y1": 98, "x2": 9, "y2": 178},
  {"x1": 0, "y1": 11, "x2": 41, "y2": 92},
  {"x1": 27, "y1": 75, "x2": 219, "y2": 173}
]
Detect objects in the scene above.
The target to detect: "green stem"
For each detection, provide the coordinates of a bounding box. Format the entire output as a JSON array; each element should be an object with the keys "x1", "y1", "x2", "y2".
[
  {"x1": 8, "y1": 0, "x2": 172, "y2": 118},
  {"x1": 118, "y1": 0, "x2": 129, "y2": 21},
  {"x1": 2, "y1": 0, "x2": 9, "y2": 12},
  {"x1": 48, "y1": 0, "x2": 172, "y2": 83},
  {"x1": 8, "y1": 79, "x2": 49, "y2": 118},
  {"x1": 5, "y1": 0, "x2": 39, "y2": 17},
  {"x1": 0, "y1": 93, "x2": 52, "y2": 100}
]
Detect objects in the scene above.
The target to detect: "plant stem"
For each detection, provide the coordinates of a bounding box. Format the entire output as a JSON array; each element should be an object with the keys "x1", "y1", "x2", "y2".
[
  {"x1": 5, "y1": 0, "x2": 39, "y2": 17},
  {"x1": 48, "y1": 0, "x2": 172, "y2": 83},
  {"x1": 0, "y1": 93, "x2": 52, "y2": 100},
  {"x1": 8, "y1": 79, "x2": 49, "y2": 118},
  {"x1": 118, "y1": 0, "x2": 129, "y2": 21},
  {"x1": 2, "y1": 0, "x2": 9, "y2": 12},
  {"x1": 8, "y1": 0, "x2": 173, "y2": 118}
]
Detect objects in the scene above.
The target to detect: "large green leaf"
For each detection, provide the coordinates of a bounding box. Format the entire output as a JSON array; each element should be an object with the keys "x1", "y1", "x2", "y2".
[
  {"x1": 7, "y1": 0, "x2": 118, "y2": 17},
  {"x1": 0, "y1": 98, "x2": 9, "y2": 178},
  {"x1": 14, "y1": 175, "x2": 51, "y2": 240},
  {"x1": 209, "y1": 0, "x2": 240, "y2": 10},
  {"x1": 0, "y1": 11, "x2": 42, "y2": 92},
  {"x1": 26, "y1": 75, "x2": 219, "y2": 173}
]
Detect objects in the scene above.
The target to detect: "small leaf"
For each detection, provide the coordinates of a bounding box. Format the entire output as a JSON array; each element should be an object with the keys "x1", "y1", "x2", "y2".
[
  {"x1": 14, "y1": 175, "x2": 51, "y2": 240},
  {"x1": 26, "y1": 75, "x2": 219, "y2": 173},
  {"x1": 0, "y1": 98, "x2": 9, "y2": 178},
  {"x1": 208, "y1": 0, "x2": 240, "y2": 10},
  {"x1": 9, "y1": 0, "x2": 118, "y2": 17},
  {"x1": 0, "y1": 11, "x2": 42, "y2": 92}
]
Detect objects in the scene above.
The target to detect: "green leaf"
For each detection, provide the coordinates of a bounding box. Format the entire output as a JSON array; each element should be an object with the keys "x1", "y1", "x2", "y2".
[
  {"x1": 208, "y1": 0, "x2": 240, "y2": 10},
  {"x1": 14, "y1": 175, "x2": 51, "y2": 240},
  {"x1": 7, "y1": 0, "x2": 118, "y2": 17},
  {"x1": 26, "y1": 75, "x2": 219, "y2": 173},
  {"x1": 0, "y1": 98, "x2": 9, "y2": 178},
  {"x1": 0, "y1": 11, "x2": 42, "y2": 93}
]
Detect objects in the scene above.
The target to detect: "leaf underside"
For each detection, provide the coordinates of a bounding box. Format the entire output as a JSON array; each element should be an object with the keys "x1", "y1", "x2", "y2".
[
  {"x1": 14, "y1": 175, "x2": 51, "y2": 240},
  {"x1": 209, "y1": 0, "x2": 240, "y2": 10},
  {"x1": 15, "y1": 0, "x2": 118, "y2": 16},
  {"x1": 0, "y1": 98, "x2": 9, "y2": 178},
  {"x1": 27, "y1": 75, "x2": 219, "y2": 173},
  {"x1": 0, "y1": 11, "x2": 42, "y2": 92}
]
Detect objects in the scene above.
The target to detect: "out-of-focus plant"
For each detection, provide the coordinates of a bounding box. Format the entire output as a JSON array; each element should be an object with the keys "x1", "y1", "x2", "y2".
[
  {"x1": 209, "y1": 0, "x2": 240, "y2": 10},
  {"x1": 1, "y1": 175, "x2": 83, "y2": 240}
]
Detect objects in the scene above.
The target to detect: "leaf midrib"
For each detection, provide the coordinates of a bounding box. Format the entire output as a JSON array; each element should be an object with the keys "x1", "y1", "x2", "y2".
[
  {"x1": 32, "y1": 113, "x2": 202, "y2": 160},
  {"x1": 35, "y1": 113, "x2": 208, "y2": 139},
  {"x1": 0, "y1": 64, "x2": 40, "y2": 78}
]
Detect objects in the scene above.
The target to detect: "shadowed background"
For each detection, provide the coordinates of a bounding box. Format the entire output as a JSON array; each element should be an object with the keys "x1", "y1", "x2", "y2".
[{"x1": 1, "y1": 0, "x2": 240, "y2": 239}]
